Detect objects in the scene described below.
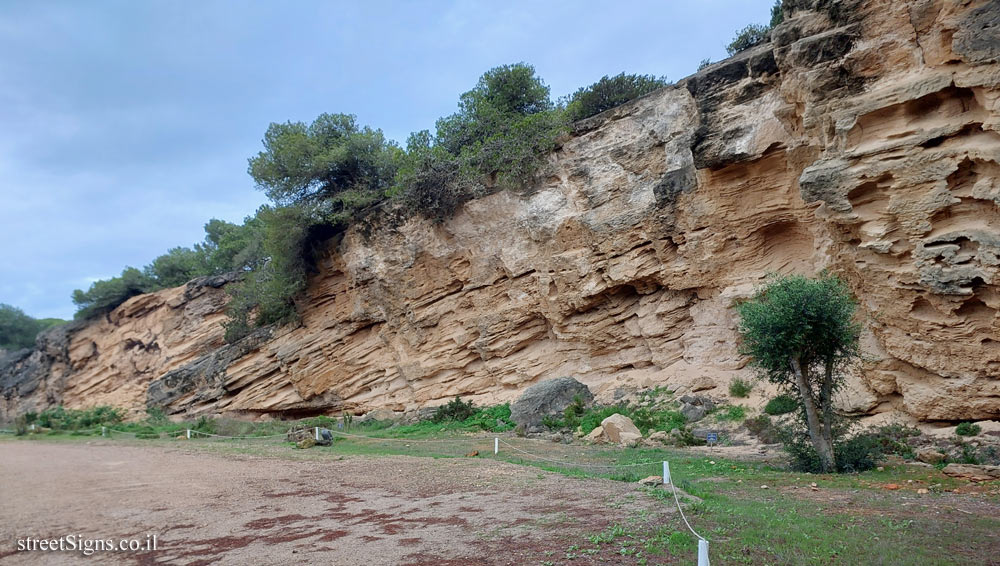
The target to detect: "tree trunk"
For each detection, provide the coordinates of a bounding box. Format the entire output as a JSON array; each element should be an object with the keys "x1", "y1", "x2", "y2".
[
  {"x1": 820, "y1": 358, "x2": 836, "y2": 454},
  {"x1": 790, "y1": 357, "x2": 836, "y2": 472}
]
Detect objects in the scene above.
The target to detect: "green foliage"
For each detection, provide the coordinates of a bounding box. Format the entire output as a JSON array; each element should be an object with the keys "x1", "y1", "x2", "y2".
[
  {"x1": 434, "y1": 62, "x2": 566, "y2": 191},
  {"x1": 248, "y1": 113, "x2": 399, "y2": 225},
  {"x1": 718, "y1": 405, "x2": 747, "y2": 422},
  {"x1": 738, "y1": 274, "x2": 861, "y2": 386},
  {"x1": 727, "y1": 23, "x2": 772, "y2": 55},
  {"x1": 782, "y1": 425, "x2": 882, "y2": 473},
  {"x1": 144, "y1": 246, "x2": 212, "y2": 288},
  {"x1": 698, "y1": 58, "x2": 712, "y2": 71},
  {"x1": 564, "y1": 73, "x2": 669, "y2": 122},
  {"x1": 770, "y1": 0, "x2": 784, "y2": 27},
  {"x1": 35, "y1": 406, "x2": 124, "y2": 430},
  {"x1": 764, "y1": 394, "x2": 799, "y2": 415},
  {"x1": 869, "y1": 423, "x2": 920, "y2": 459},
  {"x1": 0, "y1": 304, "x2": 63, "y2": 350},
  {"x1": 955, "y1": 422, "x2": 981, "y2": 437},
  {"x1": 222, "y1": 205, "x2": 333, "y2": 342},
  {"x1": 465, "y1": 403, "x2": 515, "y2": 432},
  {"x1": 432, "y1": 396, "x2": 478, "y2": 423},
  {"x1": 72, "y1": 267, "x2": 157, "y2": 320},
  {"x1": 729, "y1": 377, "x2": 753, "y2": 398}
]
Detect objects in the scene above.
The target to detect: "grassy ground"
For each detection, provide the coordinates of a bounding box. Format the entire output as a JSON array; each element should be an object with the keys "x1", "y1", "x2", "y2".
[{"x1": 6, "y1": 428, "x2": 999, "y2": 565}]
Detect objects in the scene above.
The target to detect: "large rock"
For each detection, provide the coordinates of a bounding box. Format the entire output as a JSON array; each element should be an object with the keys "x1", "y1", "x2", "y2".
[
  {"x1": 600, "y1": 413, "x2": 642, "y2": 447},
  {"x1": 942, "y1": 464, "x2": 1000, "y2": 482},
  {"x1": 509, "y1": 377, "x2": 593, "y2": 429}
]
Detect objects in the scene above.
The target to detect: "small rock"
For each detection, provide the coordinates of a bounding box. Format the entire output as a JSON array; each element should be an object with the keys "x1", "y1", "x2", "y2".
[
  {"x1": 296, "y1": 437, "x2": 316, "y2": 449},
  {"x1": 884, "y1": 483, "x2": 901, "y2": 490},
  {"x1": 648, "y1": 430, "x2": 668, "y2": 442},
  {"x1": 877, "y1": 466, "x2": 885, "y2": 471},
  {"x1": 639, "y1": 476, "x2": 663, "y2": 487},
  {"x1": 465, "y1": 450, "x2": 479, "y2": 457},
  {"x1": 760, "y1": 485, "x2": 769, "y2": 489},
  {"x1": 917, "y1": 488, "x2": 929, "y2": 494}
]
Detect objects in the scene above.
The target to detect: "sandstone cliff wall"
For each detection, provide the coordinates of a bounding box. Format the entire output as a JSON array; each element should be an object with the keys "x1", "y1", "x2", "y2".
[{"x1": 3, "y1": 0, "x2": 998, "y2": 422}]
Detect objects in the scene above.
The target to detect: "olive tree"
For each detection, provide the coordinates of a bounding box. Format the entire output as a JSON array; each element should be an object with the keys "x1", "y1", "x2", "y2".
[{"x1": 737, "y1": 274, "x2": 861, "y2": 472}]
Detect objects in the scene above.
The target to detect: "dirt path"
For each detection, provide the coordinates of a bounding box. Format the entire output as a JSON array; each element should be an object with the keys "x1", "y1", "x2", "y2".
[{"x1": 0, "y1": 441, "x2": 673, "y2": 565}]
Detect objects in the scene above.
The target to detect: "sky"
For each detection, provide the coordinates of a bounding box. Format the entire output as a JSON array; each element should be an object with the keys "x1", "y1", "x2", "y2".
[{"x1": 0, "y1": 0, "x2": 775, "y2": 320}]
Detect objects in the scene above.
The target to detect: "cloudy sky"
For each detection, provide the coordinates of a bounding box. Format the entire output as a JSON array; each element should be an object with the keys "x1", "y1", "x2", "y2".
[{"x1": 0, "y1": 0, "x2": 774, "y2": 320}]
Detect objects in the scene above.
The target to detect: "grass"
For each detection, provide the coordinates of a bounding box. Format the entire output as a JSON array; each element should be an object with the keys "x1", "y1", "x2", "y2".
[{"x1": 6, "y1": 417, "x2": 1000, "y2": 566}]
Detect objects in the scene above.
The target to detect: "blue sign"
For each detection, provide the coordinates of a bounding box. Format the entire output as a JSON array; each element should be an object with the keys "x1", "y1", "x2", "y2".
[{"x1": 706, "y1": 432, "x2": 719, "y2": 444}]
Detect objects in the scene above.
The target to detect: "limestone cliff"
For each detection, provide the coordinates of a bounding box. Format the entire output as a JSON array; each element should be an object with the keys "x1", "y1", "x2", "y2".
[{"x1": 3, "y1": 0, "x2": 999, "y2": 423}]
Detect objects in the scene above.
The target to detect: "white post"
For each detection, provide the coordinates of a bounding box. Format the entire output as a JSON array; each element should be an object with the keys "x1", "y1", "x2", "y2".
[
  {"x1": 494, "y1": 437, "x2": 498, "y2": 455},
  {"x1": 186, "y1": 429, "x2": 191, "y2": 439},
  {"x1": 697, "y1": 539, "x2": 709, "y2": 566},
  {"x1": 102, "y1": 426, "x2": 106, "y2": 437},
  {"x1": 315, "y1": 427, "x2": 320, "y2": 441},
  {"x1": 663, "y1": 461, "x2": 670, "y2": 485}
]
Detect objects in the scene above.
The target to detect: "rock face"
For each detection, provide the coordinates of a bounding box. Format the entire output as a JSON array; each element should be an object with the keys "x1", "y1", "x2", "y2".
[
  {"x1": 2, "y1": 0, "x2": 999, "y2": 423},
  {"x1": 510, "y1": 377, "x2": 593, "y2": 429}
]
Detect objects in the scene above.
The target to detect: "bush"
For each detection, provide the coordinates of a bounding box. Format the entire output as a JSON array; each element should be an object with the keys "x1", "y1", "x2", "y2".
[
  {"x1": 0, "y1": 304, "x2": 64, "y2": 351},
  {"x1": 432, "y1": 396, "x2": 477, "y2": 423},
  {"x1": 564, "y1": 73, "x2": 669, "y2": 122},
  {"x1": 744, "y1": 414, "x2": 781, "y2": 444},
  {"x1": 465, "y1": 403, "x2": 515, "y2": 432},
  {"x1": 726, "y1": 24, "x2": 771, "y2": 55},
  {"x1": 729, "y1": 377, "x2": 753, "y2": 398},
  {"x1": 869, "y1": 423, "x2": 920, "y2": 459},
  {"x1": 764, "y1": 394, "x2": 798, "y2": 416},
  {"x1": 782, "y1": 422, "x2": 883, "y2": 473},
  {"x1": 718, "y1": 405, "x2": 747, "y2": 422},
  {"x1": 956, "y1": 422, "x2": 981, "y2": 437},
  {"x1": 72, "y1": 267, "x2": 157, "y2": 320},
  {"x1": 36, "y1": 406, "x2": 124, "y2": 430}
]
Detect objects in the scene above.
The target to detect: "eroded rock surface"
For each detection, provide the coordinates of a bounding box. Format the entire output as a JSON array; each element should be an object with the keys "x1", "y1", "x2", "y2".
[{"x1": 3, "y1": 0, "x2": 999, "y2": 423}]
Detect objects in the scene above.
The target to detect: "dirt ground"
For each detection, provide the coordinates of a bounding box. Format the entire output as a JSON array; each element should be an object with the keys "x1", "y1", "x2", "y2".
[{"x1": 0, "y1": 441, "x2": 675, "y2": 566}]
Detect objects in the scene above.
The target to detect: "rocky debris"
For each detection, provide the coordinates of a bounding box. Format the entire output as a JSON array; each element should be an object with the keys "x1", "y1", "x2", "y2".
[
  {"x1": 296, "y1": 438, "x2": 316, "y2": 449},
  {"x1": 638, "y1": 476, "x2": 662, "y2": 487},
  {"x1": 510, "y1": 377, "x2": 593, "y2": 429},
  {"x1": 599, "y1": 414, "x2": 642, "y2": 447},
  {"x1": 915, "y1": 448, "x2": 946, "y2": 464},
  {"x1": 679, "y1": 395, "x2": 715, "y2": 423},
  {"x1": 584, "y1": 426, "x2": 605, "y2": 443},
  {"x1": 648, "y1": 430, "x2": 668, "y2": 443},
  {"x1": 942, "y1": 464, "x2": 1000, "y2": 482}
]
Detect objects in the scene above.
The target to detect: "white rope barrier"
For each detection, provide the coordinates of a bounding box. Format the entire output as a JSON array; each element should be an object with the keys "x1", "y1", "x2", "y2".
[{"x1": 328, "y1": 429, "x2": 474, "y2": 444}]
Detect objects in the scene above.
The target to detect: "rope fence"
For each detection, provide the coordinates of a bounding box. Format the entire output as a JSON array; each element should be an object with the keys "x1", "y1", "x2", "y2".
[{"x1": 5, "y1": 424, "x2": 710, "y2": 564}]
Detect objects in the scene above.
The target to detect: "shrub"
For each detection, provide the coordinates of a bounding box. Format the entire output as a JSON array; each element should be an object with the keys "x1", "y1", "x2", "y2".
[
  {"x1": 726, "y1": 24, "x2": 771, "y2": 55},
  {"x1": 956, "y1": 422, "x2": 981, "y2": 437},
  {"x1": 36, "y1": 406, "x2": 124, "y2": 430},
  {"x1": 564, "y1": 73, "x2": 669, "y2": 122},
  {"x1": 72, "y1": 267, "x2": 157, "y2": 320},
  {"x1": 869, "y1": 423, "x2": 920, "y2": 459},
  {"x1": 764, "y1": 394, "x2": 798, "y2": 415},
  {"x1": 432, "y1": 396, "x2": 477, "y2": 423},
  {"x1": 697, "y1": 59, "x2": 712, "y2": 71},
  {"x1": 744, "y1": 414, "x2": 781, "y2": 444},
  {"x1": 729, "y1": 377, "x2": 753, "y2": 398},
  {"x1": 466, "y1": 403, "x2": 515, "y2": 432},
  {"x1": 718, "y1": 405, "x2": 747, "y2": 422}
]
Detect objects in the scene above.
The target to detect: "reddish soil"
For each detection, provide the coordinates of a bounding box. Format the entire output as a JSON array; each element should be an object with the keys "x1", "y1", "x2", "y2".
[{"x1": 0, "y1": 442, "x2": 674, "y2": 565}]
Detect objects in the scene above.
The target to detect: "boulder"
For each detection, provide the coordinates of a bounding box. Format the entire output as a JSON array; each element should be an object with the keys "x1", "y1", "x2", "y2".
[
  {"x1": 601, "y1": 413, "x2": 642, "y2": 446},
  {"x1": 296, "y1": 437, "x2": 316, "y2": 449},
  {"x1": 681, "y1": 404, "x2": 707, "y2": 422},
  {"x1": 648, "y1": 430, "x2": 668, "y2": 443},
  {"x1": 510, "y1": 377, "x2": 593, "y2": 429},
  {"x1": 679, "y1": 394, "x2": 715, "y2": 423}
]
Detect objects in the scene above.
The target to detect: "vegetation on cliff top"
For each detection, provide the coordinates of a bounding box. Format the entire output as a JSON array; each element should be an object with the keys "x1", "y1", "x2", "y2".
[
  {"x1": 68, "y1": 1, "x2": 783, "y2": 335},
  {"x1": 0, "y1": 304, "x2": 64, "y2": 351}
]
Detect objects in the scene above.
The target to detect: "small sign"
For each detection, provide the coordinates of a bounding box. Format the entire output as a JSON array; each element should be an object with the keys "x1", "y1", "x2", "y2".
[{"x1": 706, "y1": 432, "x2": 719, "y2": 446}]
